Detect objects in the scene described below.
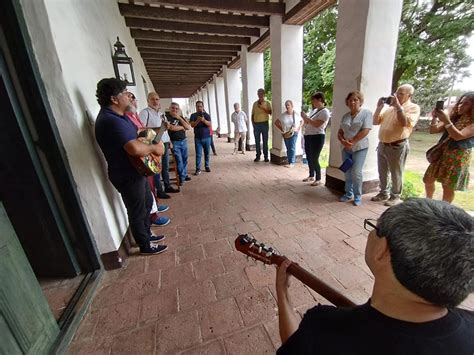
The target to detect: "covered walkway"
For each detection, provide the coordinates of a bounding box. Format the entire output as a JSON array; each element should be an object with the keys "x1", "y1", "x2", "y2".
[{"x1": 69, "y1": 136, "x2": 387, "y2": 354}]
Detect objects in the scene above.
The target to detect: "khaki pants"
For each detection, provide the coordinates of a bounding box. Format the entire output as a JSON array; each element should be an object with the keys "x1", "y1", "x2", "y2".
[
  {"x1": 234, "y1": 131, "x2": 247, "y2": 150},
  {"x1": 377, "y1": 141, "x2": 409, "y2": 198}
]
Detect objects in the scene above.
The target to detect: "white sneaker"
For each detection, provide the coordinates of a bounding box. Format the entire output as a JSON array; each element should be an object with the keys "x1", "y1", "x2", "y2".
[
  {"x1": 311, "y1": 180, "x2": 322, "y2": 186},
  {"x1": 232, "y1": 150, "x2": 237, "y2": 155},
  {"x1": 302, "y1": 176, "x2": 315, "y2": 182},
  {"x1": 289, "y1": 164, "x2": 295, "y2": 168}
]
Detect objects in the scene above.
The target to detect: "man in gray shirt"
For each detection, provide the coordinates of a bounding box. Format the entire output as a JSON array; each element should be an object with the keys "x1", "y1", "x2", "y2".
[{"x1": 139, "y1": 92, "x2": 179, "y2": 197}]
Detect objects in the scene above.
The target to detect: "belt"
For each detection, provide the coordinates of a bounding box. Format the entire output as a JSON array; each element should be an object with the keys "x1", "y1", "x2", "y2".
[{"x1": 382, "y1": 139, "x2": 407, "y2": 146}]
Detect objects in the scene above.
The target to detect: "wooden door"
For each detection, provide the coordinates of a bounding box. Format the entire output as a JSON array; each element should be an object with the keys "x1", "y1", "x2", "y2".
[{"x1": 0, "y1": 203, "x2": 59, "y2": 354}]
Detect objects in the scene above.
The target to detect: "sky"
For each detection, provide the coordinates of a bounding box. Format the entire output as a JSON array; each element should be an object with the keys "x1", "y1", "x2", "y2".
[{"x1": 454, "y1": 36, "x2": 474, "y2": 91}]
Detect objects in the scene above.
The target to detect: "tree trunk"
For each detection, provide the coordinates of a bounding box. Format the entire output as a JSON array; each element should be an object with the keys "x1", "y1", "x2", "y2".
[{"x1": 392, "y1": 66, "x2": 406, "y2": 92}]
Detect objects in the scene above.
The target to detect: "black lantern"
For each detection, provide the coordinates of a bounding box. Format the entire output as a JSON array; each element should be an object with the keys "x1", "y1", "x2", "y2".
[{"x1": 112, "y1": 37, "x2": 136, "y2": 86}]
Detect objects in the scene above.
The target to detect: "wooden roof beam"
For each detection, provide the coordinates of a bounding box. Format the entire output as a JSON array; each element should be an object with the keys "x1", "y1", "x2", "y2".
[
  {"x1": 284, "y1": 0, "x2": 336, "y2": 25},
  {"x1": 119, "y1": 3, "x2": 269, "y2": 27},
  {"x1": 144, "y1": 0, "x2": 285, "y2": 15},
  {"x1": 131, "y1": 29, "x2": 250, "y2": 45},
  {"x1": 143, "y1": 57, "x2": 229, "y2": 65},
  {"x1": 139, "y1": 48, "x2": 236, "y2": 59},
  {"x1": 135, "y1": 39, "x2": 241, "y2": 52},
  {"x1": 248, "y1": 29, "x2": 270, "y2": 53},
  {"x1": 125, "y1": 17, "x2": 260, "y2": 37}
]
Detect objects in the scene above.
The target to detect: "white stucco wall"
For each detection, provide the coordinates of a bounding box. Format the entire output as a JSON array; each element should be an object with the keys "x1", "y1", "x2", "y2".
[{"x1": 19, "y1": 0, "x2": 154, "y2": 254}]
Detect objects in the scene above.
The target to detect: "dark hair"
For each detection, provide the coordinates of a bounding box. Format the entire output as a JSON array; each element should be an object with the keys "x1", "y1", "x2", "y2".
[
  {"x1": 450, "y1": 91, "x2": 474, "y2": 122},
  {"x1": 96, "y1": 78, "x2": 127, "y2": 107},
  {"x1": 345, "y1": 90, "x2": 364, "y2": 106},
  {"x1": 378, "y1": 198, "x2": 474, "y2": 308},
  {"x1": 311, "y1": 92, "x2": 326, "y2": 105},
  {"x1": 196, "y1": 100, "x2": 204, "y2": 106}
]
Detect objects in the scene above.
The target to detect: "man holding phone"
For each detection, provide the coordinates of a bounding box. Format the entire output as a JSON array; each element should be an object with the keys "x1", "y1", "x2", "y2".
[
  {"x1": 190, "y1": 101, "x2": 212, "y2": 175},
  {"x1": 372, "y1": 84, "x2": 420, "y2": 206}
]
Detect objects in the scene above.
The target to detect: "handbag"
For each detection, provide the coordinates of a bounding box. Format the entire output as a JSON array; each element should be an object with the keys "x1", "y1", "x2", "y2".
[
  {"x1": 282, "y1": 112, "x2": 296, "y2": 139},
  {"x1": 339, "y1": 155, "x2": 353, "y2": 173},
  {"x1": 426, "y1": 136, "x2": 450, "y2": 164}
]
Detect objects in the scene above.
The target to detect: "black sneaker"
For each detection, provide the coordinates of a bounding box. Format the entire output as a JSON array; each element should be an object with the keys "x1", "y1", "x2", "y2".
[
  {"x1": 165, "y1": 186, "x2": 180, "y2": 193},
  {"x1": 140, "y1": 243, "x2": 168, "y2": 255},
  {"x1": 264, "y1": 158, "x2": 270, "y2": 162},
  {"x1": 150, "y1": 235, "x2": 166, "y2": 242},
  {"x1": 205, "y1": 167, "x2": 211, "y2": 172},
  {"x1": 254, "y1": 157, "x2": 260, "y2": 162},
  {"x1": 185, "y1": 176, "x2": 192, "y2": 181},
  {"x1": 194, "y1": 170, "x2": 201, "y2": 175},
  {"x1": 156, "y1": 190, "x2": 171, "y2": 199}
]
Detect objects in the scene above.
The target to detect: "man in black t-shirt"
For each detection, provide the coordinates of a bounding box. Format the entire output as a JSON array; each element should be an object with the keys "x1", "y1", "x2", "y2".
[
  {"x1": 276, "y1": 198, "x2": 473, "y2": 354},
  {"x1": 166, "y1": 102, "x2": 192, "y2": 184}
]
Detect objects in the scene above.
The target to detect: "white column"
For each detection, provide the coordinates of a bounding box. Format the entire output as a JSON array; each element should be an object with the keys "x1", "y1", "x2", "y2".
[
  {"x1": 215, "y1": 75, "x2": 229, "y2": 136},
  {"x1": 224, "y1": 66, "x2": 241, "y2": 141},
  {"x1": 198, "y1": 89, "x2": 204, "y2": 103},
  {"x1": 326, "y1": 0, "x2": 403, "y2": 192},
  {"x1": 202, "y1": 88, "x2": 209, "y2": 114},
  {"x1": 206, "y1": 82, "x2": 218, "y2": 130},
  {"x1": 270, "y1": 15, "x2": 304, "y2": 164},
  {"x1": 241, "y1": 46, "x2": 264, "y2": 148}
]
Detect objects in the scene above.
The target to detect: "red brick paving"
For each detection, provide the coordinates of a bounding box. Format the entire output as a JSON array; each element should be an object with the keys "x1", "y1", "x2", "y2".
[{"x1": 68, "y1": 135, "x2": 404, "y2": 354}]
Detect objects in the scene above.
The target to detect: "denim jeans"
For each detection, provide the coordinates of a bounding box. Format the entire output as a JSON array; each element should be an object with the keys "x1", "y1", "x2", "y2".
[
  {"x1": 304, "y1": 134, "x2": 325, "y2": 180},
  {"x1": 284, "y1": 133, "x2": 298, "y2": 164},
  {"x1": 253, "y1": 122, "x2": 269, "y2": 159},
  {"x1": 195, "y1": 136, "x2": 211, "y2": 170},
  {"x1": 161, "y1": 142, "x2": 170, "y2": 188},
  {"x1": 342, "y1": 148, "x2": 368, "y2": 200},
  {"x1": 172, "y1": 139, "x2": 188, "y2": 181},
  {"x1": 116, "y1": 176, "x2": 152, "y2": 247}
]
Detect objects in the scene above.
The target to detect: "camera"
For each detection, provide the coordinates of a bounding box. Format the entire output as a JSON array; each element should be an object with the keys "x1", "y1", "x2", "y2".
[
  {"x1": 381, "y1": 97, "x2": 392, "y2": 105},
  {"x1": 435, "y1": 100, "x2": 444, "y2": 110}
]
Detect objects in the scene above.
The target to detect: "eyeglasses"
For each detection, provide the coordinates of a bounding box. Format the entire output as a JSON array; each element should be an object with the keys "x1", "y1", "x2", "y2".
[
  {"x1": 364, "y1": 218, "x2": 380, "y2": 236},
  {"x1": 130, "y1": 95, "x2": 136, "y2": 100}
]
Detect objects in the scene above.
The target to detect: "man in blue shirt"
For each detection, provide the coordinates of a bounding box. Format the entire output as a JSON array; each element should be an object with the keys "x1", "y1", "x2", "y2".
[
  {"x1": 189, "y1": 101, "x2": 212, "y2": 175},
  {"x1": 94, "y1": 78, "x2": 168, "y2": 255}
]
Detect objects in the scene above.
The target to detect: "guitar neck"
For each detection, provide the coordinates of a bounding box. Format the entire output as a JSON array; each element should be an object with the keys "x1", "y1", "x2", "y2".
[{"x1": 286, "y1": 261, "x2": 356, "y2": 308}]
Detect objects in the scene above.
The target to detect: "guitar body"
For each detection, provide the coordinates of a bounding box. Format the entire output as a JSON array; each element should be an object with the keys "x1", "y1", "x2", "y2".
[{"x1": 129, "y1": 128, "x2": 162, "y2": 176}]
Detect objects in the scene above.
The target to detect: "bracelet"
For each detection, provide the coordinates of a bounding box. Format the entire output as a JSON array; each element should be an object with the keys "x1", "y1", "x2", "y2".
[{"x1": 445, "y1": 123, "x2": 453, "y2": 129}]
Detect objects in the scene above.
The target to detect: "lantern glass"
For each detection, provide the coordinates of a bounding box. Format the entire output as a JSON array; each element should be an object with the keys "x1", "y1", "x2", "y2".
[{"x1": 112, "y1": 37, "x2": 136, "y2": 86}]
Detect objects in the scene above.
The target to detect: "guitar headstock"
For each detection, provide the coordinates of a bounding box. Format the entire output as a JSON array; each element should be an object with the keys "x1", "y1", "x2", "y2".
[{"x1": 234, "y1": 234, "x2": 283, "y2": 266}]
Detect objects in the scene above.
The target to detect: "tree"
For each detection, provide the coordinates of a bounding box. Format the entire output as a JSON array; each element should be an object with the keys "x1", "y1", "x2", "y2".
[
  {"x1": 264, "y1": 48, "x2": 272, "y2": 97},
  {"x1": 299, "y1": 0, "x2": 473, "y2": 112}
]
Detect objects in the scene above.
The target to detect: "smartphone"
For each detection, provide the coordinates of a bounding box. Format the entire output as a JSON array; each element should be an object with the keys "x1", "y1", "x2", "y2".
[{"x1": 435, "y1": 100, "x2": 444, "y2": 110}]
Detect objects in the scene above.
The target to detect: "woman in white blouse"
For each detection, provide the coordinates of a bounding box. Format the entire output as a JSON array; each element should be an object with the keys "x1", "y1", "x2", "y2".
[{"x1": 275, "y1": 100, "x2": 303, "y2": 167}]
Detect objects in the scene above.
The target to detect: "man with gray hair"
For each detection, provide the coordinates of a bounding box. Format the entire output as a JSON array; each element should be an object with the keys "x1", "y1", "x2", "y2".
[
  {"x1": 372, "y1": 84, "x2": 420, "y2": 206},
  {"x1": 276, "y1": 198, "x2": 473, "y2": 354}
]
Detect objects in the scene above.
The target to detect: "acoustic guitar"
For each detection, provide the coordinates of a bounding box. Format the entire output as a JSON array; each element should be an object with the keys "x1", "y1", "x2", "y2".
[
  {"x1": 129, "y1": 121, "x2": 167, "y2": 176},
  {"x1": 235, "y1": 233, "x2": 356, "y2": 307}
]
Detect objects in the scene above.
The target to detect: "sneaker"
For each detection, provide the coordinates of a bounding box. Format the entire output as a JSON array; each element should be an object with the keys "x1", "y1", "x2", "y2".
[
  {"x1": 371, "y1": 192, "x2": 390, "y2": 202},
  {"x1": 165, "y1": 186, "x2": 180, "y2": 193},
  {"x1": 153, "y1": 216, "x2": 171, "y2": 226},
  {"x1": 339, "y1": 194, "x2": 353, "y2": 202},
  {"x1": 194, "y1": 169, "x2": 201, "y2": 175},
  {"x1": 254, "y1": 157, "x2": 260, "y2": 162},
  {"x1": 241, "y1": 151, "x2": 245, "y2": 155},
  {"x1": 150, "y1": 234, "x2": 166, "y2": 242},
  {"x1": 264, "y1": 158, "x2": 270, "y2": 162},
  {"x1": 353, "y1": 197, "x2": 362, "y2": 206},
  {"x1": 213, "y1": 152, "x2": 218, "y2": 156},
  {"x1": 140, "y1": 243, "x2": 168, "y2": 255},
  {"x1": 205, "y1": 167, "x2": 211, "y2": 172},
  {"x1": 302, "y1": 176, "x2": 315, "y2": 182},
  {"x1": 232, "y1": 150, "x2": 237, "y2": 155},
  {"x1": 157, "y1": 205, "x2": 169, "y2": 213},
  {"x1": 185, "y1": 176, "x2": 192, "y2": 181},
  {"x1": 384, "y1": 196, "x2": 402, "y2": 207},
  {"x1": 311, "y1": 180, "x2": 322, "y2": 186},
  {"x1": 156, "y1": 190, "x2": 171, "y2": 199}
]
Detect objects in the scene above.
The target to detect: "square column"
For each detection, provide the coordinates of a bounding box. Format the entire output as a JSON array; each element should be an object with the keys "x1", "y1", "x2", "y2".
[
  {"x1": 241, "y1": 46, "x2": 264, "y2": 148},
  {"x1": 206, "y1": 82, "x2": 218, "y2": 130},
  {"x1": 223, "y1": 66, "x2": 241, "y2": 141},
  {"x1": 215, "y1": 75, "x2": 228, "y2": 136},
  {"x1": 201, "y1": 88, "x2": 209, "y2": 113},
  {"x1": 269, "y1": 15, "x2": 304, "y2": 164},
  {"x1": 326, "y1": 0, "x2": 403, "y2": 193},
  {"x1": 198, "y1": 89, "x2": 203, "y2": 103}
]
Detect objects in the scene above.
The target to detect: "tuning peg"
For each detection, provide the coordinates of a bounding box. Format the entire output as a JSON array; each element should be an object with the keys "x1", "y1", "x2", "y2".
[
  {"x1": 249, "y1": 242, "x2": 255, "y2": 248},
  {"x1": 265, "y1": 251, "x2": 273, "y2": 257},
  {"x1": 258, "y1": 246, "x2": 262, "y2": 254}
]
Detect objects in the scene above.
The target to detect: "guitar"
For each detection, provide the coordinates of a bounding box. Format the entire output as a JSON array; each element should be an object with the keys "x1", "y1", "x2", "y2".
[
  {"x1": 129, "y1": 121, "x2": 167, "y2": 176},
  {"x1": 235, "y1": 233, "x2": 356, "y2": 307}
]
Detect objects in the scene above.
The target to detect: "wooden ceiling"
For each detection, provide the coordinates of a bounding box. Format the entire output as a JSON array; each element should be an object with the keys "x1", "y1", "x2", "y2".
[{"x1": 118, "y1": 0, "x2": 335, "y2": 97}]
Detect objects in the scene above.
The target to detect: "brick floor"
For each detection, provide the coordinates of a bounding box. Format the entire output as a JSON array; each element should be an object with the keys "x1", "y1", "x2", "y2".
[{"x1": 72, "y1": 134, "x2": 459, "y2": 354}]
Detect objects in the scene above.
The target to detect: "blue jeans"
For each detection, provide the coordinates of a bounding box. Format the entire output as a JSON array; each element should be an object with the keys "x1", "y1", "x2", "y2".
[
  {"x1": 172, "y1": 139, "x2": 188, "y2": 181},
  {"x1": 195, "y1": 137, "x2": 211, "y2": 170},
  {"x1": 342, "y1": 148, "x2": 368, "y2": 200},
  {"x1": 284, "y1": 133, "x2": 298, "y2": 164},
  {"x1": 253, "y1": 122, "x2": 269, "y2": 159}
]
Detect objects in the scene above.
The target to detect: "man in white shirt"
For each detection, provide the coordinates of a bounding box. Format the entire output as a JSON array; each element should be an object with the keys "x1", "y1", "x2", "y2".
[
  {"x1": 139, "y1": 92, "x2": 179, "y2": 198},
  {"x1": 231, "y1": 103, "x2": 248, "y2": 155}
]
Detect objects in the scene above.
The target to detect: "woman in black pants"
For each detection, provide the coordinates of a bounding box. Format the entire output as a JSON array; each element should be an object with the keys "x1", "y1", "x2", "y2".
[{"x1": 301, "y1": 92, "x2": 331, "y2": 186}]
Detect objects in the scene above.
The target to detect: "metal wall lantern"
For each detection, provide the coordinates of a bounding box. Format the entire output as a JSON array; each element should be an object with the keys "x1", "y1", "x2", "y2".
[{"x1": 112, "y1": 37, "x2": 136, "y2": 86}]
